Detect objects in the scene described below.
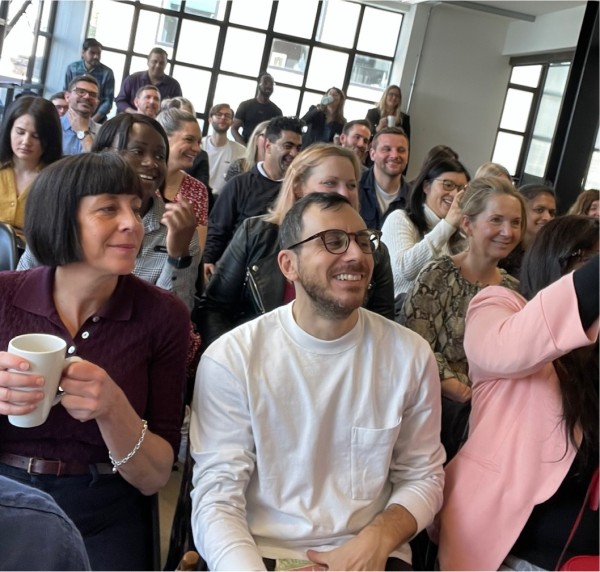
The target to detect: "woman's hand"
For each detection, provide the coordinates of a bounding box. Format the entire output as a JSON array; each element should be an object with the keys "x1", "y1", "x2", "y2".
[
  {"x1": 376, "y1": 116, "x2": 388, "y2": 132},
  {"x1": 445, "y1": 190, "x2": 464, "y2": 228},
  {"x1": 161, "y1": 198, "x2": 196, "y2": 258},
  {"x1": 441, "y1": 377, "x2": 472, "y2": 402},
  {"x1": 0, "y1": 351, "x2": 44, "y2": 416},
  {"x1": 59, "y1": 359, "x2": 124, "y2": 422}
]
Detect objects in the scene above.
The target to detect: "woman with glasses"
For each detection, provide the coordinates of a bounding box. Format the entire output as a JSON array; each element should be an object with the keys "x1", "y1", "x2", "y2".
[
  {"x1": 436, "y1": 216, "x2": 598, "y2": 571},
  {"x1": 224, "y1": 120, "x2": 270, "y2": 183},
  {"x1": 381, "y1": 157, "x2": 469, "y2": 309},
  {"x1": 0, "y1": 96, "x2": 62, "y2": 241},
  {"x1": 301, "y1": 87, "x2": 346, "y2": 148},
  {"x1": 400, "y1": 177, "x2": 525, "y2": 404},
  {"x1": 196, "y1": 143, "x2": 394, "y2": 348}
]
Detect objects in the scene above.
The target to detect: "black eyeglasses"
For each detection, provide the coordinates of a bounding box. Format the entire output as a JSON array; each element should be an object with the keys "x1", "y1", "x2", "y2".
[
  {"x1": 433, "y1": 179, "x2": 467, "y2": 192},
  {"x1": 71, "y1": 87, "x2": 99, "y2": 100},
  {"x1": 286, "y1": 229, "x2": 381, "y2": 255},
  {"x1": 212, "y1": 112, "x2": 233, "y2": 120}
]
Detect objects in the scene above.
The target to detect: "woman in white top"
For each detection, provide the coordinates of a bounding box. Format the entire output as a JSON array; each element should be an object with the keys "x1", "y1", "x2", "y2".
[{"x1": 381, "y1": 157, "x2": 469, "y2": 300}]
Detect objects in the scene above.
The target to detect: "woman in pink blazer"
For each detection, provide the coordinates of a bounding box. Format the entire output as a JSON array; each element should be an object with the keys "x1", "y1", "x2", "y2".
[{"x1": 436, "y1": 215, "x2": 599, "y2": 571}]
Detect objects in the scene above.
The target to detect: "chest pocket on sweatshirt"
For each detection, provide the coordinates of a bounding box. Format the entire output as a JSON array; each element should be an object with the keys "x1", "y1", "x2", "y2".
[{"x1": 351, "y1": 421, "x2": 401, "y2": 500}]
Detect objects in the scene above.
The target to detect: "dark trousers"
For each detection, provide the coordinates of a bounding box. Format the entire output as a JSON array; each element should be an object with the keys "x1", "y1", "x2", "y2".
[{"x1": 0, "y1": 463, "x2": 155, "y2": 571}]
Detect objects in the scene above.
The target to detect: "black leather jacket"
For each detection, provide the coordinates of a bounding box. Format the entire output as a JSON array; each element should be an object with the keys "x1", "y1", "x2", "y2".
[{"x1": 197, "y1": 215, "x2": 395, "y2": 347}]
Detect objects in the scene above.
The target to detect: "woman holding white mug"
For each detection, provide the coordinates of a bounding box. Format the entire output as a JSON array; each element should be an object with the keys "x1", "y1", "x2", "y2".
[
  {"x1": 301, "y1": 86, "x2": 346, "y2": 148},
  {"x1": 0, "y1": 152, "x2": 189, "y2": 570}
]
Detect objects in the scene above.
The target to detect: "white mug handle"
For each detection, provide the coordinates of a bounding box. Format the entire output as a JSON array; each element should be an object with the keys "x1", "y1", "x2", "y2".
[{"x1": 52, "y1": 355, "x2": 83, "y2": 406}]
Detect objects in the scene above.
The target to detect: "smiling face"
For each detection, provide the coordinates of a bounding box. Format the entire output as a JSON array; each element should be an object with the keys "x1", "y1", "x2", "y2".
[
  {"x1": 134, "y1": 89, "x2": 160, "y2": 118},
  {"x1": 370, "y1": 133, "x2": 409, "y2": 178},
  {"x1": 464, "y1": 194, "x2": 523, "y2": 262},
  {"x1": 147, "y1": 52, "x2": 167, "y2": 81},
  {"x1": 66, "y1": 80, "x2": 99, "y2": 117},
  {"x1": 525, "y1": 192, "x2": 556, "y2": 242},
  {"x1": 588, "y1": 200, "x2": 600, "y2": 218},
  {"x1": 118, "y1": 122, "x2": 168, "y2": 204},
  {"x1": 168, "y1": 121, "x2": 201, "y2": 171},
  {"x1": 340, "y1": 124, "x2": 371, "y2": 163},
  {"x1": 258, "y1": 74, "x2": 274, "y2": 98},
  {"x1": 77, "y1": 193, "x2": 144, "y2": 278},
  {"x1": 385, "y1": 88, "x2": 401, "y2": 113},
  {"x1": 424, "y1": 171, "x2": 468, "y2": 219},
  {"x1": 298, "y1": 156, "x2": 359, "y2": 210},
  {"x1": 10, "y1": 114, "x2": 43, "y2": 165},
  {"x1": 264, "y1": 130, "x2": 302, "y2": 179}
]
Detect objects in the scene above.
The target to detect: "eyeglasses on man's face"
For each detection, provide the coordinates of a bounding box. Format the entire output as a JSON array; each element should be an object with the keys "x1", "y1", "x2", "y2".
[
  {"x1": 286, "y1": 228, "x2": 381, "y2": 255},
  {"x1": 71, "y1": 87, "x2": 99, "y2": 100},
  {"x1": 212, "y1": 112, "x2": 233, "y2": 120},
  {"x1": 433, "y1": 179, "x2": 468, "y2": 192}
]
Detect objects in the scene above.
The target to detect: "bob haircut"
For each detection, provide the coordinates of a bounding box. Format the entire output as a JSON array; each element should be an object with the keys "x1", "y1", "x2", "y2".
[
  {"x1": 520, "y1": 215, "x2": 599, "y2": 300},
  {"x1": 459, "y1": 176, "x2": 527, "y2": 238},
  {"x1": 156, "y1": 108, "x2": 197, "y2": 137},
  {"x1": 0, "y1": 96, "x2": 62, "y2": 167},
  {"x1": 25, "y1": 153, "x2": 143, "y2": 268},
  {"x1": 568, "y1": 188, "x2": 599, "y2": 216},
  {"x1": 407, "y1": 156, "x2": 470, "y2": 236},
  {"x1": 265, "y1": 143, "x2": 362, "y2": 226}
]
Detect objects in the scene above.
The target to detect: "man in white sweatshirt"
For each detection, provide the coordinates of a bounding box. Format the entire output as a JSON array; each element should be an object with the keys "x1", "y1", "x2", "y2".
[{"x1": 190, "y1": 192, "x2": 445, "y2": 571}]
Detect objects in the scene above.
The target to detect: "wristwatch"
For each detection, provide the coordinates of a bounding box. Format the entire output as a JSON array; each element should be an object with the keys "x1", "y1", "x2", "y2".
[
  {"x1": 167, "y1": 255, "x2": 193, "y2": 269},
  {"x1": 76, "y1": 130, "x2": 90, "y2": 140}
]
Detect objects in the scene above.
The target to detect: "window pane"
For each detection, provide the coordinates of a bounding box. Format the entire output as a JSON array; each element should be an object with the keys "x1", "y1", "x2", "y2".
[
  {"x1": 141, "y1": 0, "x2": 181, "y2": 10},
  {"x1": 184, "y1": 0, "x2": 227, "y2": 20},
  {"x1": 545, "y1": 63, "x2": 570, "y2": 92},
  {"x1": 89, "y1": 1, "x2": 134, "y2": 52},
  {"x1": 173, "y1": 65, "x2": 211, "y2": 115},
  {"x1": 213, "y1": 75, "x2": 258, "y2": 119},
  {"x1": 344, "y1": 99, "x2": 372, "y2": 123},
  {"x1": 221, "y1": 28, "x2": 265, "y2": 76},
  {"x1": 272, "y1": 85, "x2": 300, "y2": 117},
  {"x1": 347, "y1": 55, "x2": 391, "y2": 100},
  {"x1": 299, "y1": 91, "x2": 323, "y2": 117},
  {"x1": 510, "y1": 65, "x2": 542, "y2": 88},
  {"x1": 134, "y1": 10, "x2": 176, "y2": 55},
  {"x1": 317, "y1": 0, "x2": 360, "y2": 49},
  {"x1": 0, "y1": 0, "x2": 38, "y2": 80},
  {"x1": 531, "y1": 92, "x2": 562, "y2": 140},
  {"x1": 499, "y1": 88, "x2": 533, "y2": 132},
  {"x1": 492, "y1": 132, "x2": 523, "y2": 175},
  {"x1": 358, "y1": 6, "x2": 403, "y2": 57},
  {"x1": 40, "y1": 0, "x2": 53, "y2": 33},
  {"x1": 524, "y1": 138, "x2": 551, "y2": 177},
  {"x1": 585, "y1": 151, "x2": 600, "y2": 189},
  {"x1": 32, "y1": 36, "x2": 46, "y2": 84},
  {"x1": 101, "y1": 51, "x2": 127, "y2": 111},
  {"x1": 230, "y1": 1, "x2": 271, "y2": 29},
  {"x1": 267, "y1": 40, "x2": 309, "y2": 87},
  {"x1": 274, "y1": 0, "x2": 319, "y2": 39},
  {"x1": 305, "y1": 48, "x2": 348, "y2": 92},
  {"x1": 130, "y1": 56, "x2": 149, "y2": 76},
  {"x1": 178, "y1": 20, "x2": 219, "y2": 68}
]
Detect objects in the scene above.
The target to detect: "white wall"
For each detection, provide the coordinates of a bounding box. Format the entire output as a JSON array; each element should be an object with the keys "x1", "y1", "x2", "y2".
[{"x1": 405, "y1": 4, "x2": 512, "y2": 179}]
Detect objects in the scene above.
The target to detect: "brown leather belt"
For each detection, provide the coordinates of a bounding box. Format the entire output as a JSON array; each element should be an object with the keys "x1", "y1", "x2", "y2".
[{"x1": 0, "y1": 452, "x2": 114, "y2": 476}]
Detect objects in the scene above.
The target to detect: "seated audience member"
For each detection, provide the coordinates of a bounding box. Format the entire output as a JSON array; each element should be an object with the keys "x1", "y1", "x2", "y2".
[
  {"x1": 191, "y1": 192, "x2": 445, "y2": 571},
  {"x1": 157, "y1": 108, "x2": 208, "y2": 252},
  {"x1": 359, "y1": 127, "x2": 410, "y2": 229},
  {"x1": 366, "y1": 84, "x2": 411, "y2": 140},
  {"x1": 231, "y1": 72, "x2": 282, "y2": 145},
  {"x1": 224, "y1": 120, "x2": 269, "y2": 183},
  {"x1": 134, "y1": 85, "x2": 161, "y2": 119},
  {"x1": 0, "y1": 96, "x2": 62, "y2": 240},
  {"x1": 0, "y1": 153, "x2": 189, "y2": 570},
  {"x1": 400, "y1": 177, "x2": 525, "y2": 404},
  {"x1": 568, "y1": 188, "x2": 599, "y2": 218},
  {"x1": 204, "y1": 103, "x2": 245, "y2": 195},
  {"x1": 437, "y1": 215, "x2": 599, "y2": 571},
  {"x1": 197, "y1": 143, "x2": 394, "y2": 348},
  {"x1": 63, "y1": 37, "x2": 115, "y2": 124},
  {"x1": 474, "y1": 161, "x2": 512, "y2": 182},
  {"x1": 381, "y1": 157, "x2": 469, "y2": 303},
  {"x1": 49, "y1": 91, "x2": 68, "y2": 117},
  {"x1": 203, "y1": 116, "x2": 303, "y2": 281},
  {"x1": 0, "y1": 476, "x2": 91, "y2": 571},
  {"x1": 499, "y1": 183, "x2": 557, "y2": 279},
  {"x1": 61, "y1": 75, "x2": 101, "y2": 155},
  {"x1": 339, "y1": 119, "x2": 372, "y2": 167},
  {"x1": 19, "y1": 113, "x2": 200, "y2": 313},
  {"x1": 301, "y1": 87, "x2": 346, "y2": 148},
  {"x1": 115, "y1": 47, "x2": 182, "y2": 114}
]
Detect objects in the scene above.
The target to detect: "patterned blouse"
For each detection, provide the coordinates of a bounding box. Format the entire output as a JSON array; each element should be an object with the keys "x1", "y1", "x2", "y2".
[{"x1": 399, "y1": 255, "x2": 519, "y2": 386}]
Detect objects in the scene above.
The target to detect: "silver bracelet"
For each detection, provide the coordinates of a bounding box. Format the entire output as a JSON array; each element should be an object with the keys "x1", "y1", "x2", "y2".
[{"x1": 108, "y1": 419, "x2": 148, "y2": 473}]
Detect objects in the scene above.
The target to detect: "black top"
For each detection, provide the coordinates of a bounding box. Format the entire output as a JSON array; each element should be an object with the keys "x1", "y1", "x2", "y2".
[{"x1": 301, "y1": 106, "x2": 345, "y2": 147}]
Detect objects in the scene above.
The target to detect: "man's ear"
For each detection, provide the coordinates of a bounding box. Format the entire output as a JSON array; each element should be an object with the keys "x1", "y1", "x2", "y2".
[{"x1": 278, "y1": 249, "x2": 299, "y2": 283}]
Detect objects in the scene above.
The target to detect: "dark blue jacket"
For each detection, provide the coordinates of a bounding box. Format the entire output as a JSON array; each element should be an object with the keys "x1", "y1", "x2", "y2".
[{"x1": 358, "y1": 167, "x2": 410, "y2": 230}]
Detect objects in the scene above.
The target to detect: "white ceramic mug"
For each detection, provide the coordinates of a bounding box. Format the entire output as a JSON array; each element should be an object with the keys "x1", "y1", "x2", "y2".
[
  {"x1": 321, "y1": 95, "x2": 334, "y2": 106},
  {"x1": 7, "y1": 333, "x2": 79, "y2": 428},
  {"x1": 387, "y1": 115, "x2": 396, "y2": 127}
]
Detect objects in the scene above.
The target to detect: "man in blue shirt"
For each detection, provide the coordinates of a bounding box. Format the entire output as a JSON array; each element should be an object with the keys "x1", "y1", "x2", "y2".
[
  {"x1": 61, "y1": 75, "x2": 100, "y2": 155},
  {"x1": 64, "y1": 38, "x2": 114, "y2": 123}
]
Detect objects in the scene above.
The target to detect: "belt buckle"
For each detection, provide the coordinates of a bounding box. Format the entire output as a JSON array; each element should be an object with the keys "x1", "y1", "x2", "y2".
[{"x1": 27, "y1": 457, "x2": 63, "y2": 476}]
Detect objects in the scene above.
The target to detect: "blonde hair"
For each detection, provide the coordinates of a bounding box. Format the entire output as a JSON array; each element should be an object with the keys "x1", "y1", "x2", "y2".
[
  {"x1": 377, "y1": 85, "x2": 403, "y2": 126},
  {"x1": 265, "y1": 143, "x2": 361, "y2": 226},
  {"x1": 459, "y1": 176, "x2": 527, "y2": 238},
  {"x1": 238, "y1": 120, "x2": 270, "y2": 174},
  {"x1": 474, "y1": 161, "x2": 511, "y2": 182}
]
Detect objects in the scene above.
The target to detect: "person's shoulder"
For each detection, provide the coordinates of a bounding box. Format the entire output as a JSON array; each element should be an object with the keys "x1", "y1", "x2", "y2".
[
  {"x1": 359, "y1": 166, "x2": 375, "y2": 189},
  {"x1": 181, "y1": 171, "x2": 206, "y2": 190},
  {"x1": 361, "y1": 308, "x2": 433, "y2": 351},
  {"x1": 124, "y1": 274, "x2": 189, "y2": 319},
  {"x1": 382, "y1": 207, "x2": 410, "y2": 227},
  {"x1": 228, "y1": 140, "x2": 246, "y2": 154},
  {"x1": 98, "y1": 61, "x2": 114, "y2": 75},
  {"x1": 0, "y1": 269, "x2": 29, "y2": 290}
]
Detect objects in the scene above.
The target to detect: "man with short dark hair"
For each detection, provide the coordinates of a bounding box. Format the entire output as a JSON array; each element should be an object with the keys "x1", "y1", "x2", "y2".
[
  {"x1": 205, "y1": 103, "x2": 245, "y2": 195},
  {"x1": 49, "y1": 91, "x2": 68, "y2": 117},
  {"x1": 61, "y1": 75, "x2": 100, "y2": 155},
  {"x1": 340, "y1": 119, "x2": 372, "y2": 166},
  {"x1": 359, "y1": 127, "x2": 410, "y2": 230},
  {"x1": 134, "y1": 85, "x2": 161, "y2": 118},
  {"x1": 203, "y1": 116, "x2": 303, "y2": 280},
  {"x1": 115, "y1": 47, "x2": 182, "y2": 114},
  {"x1": 231, "y1": 73, "x2": 282, "y2": 145},
  {"x1": 191, "y1": 192, "x2": 445, "y2": 571},
  {"x1": 63, "y1": 38, "x2": 114, "y2": 123}
]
